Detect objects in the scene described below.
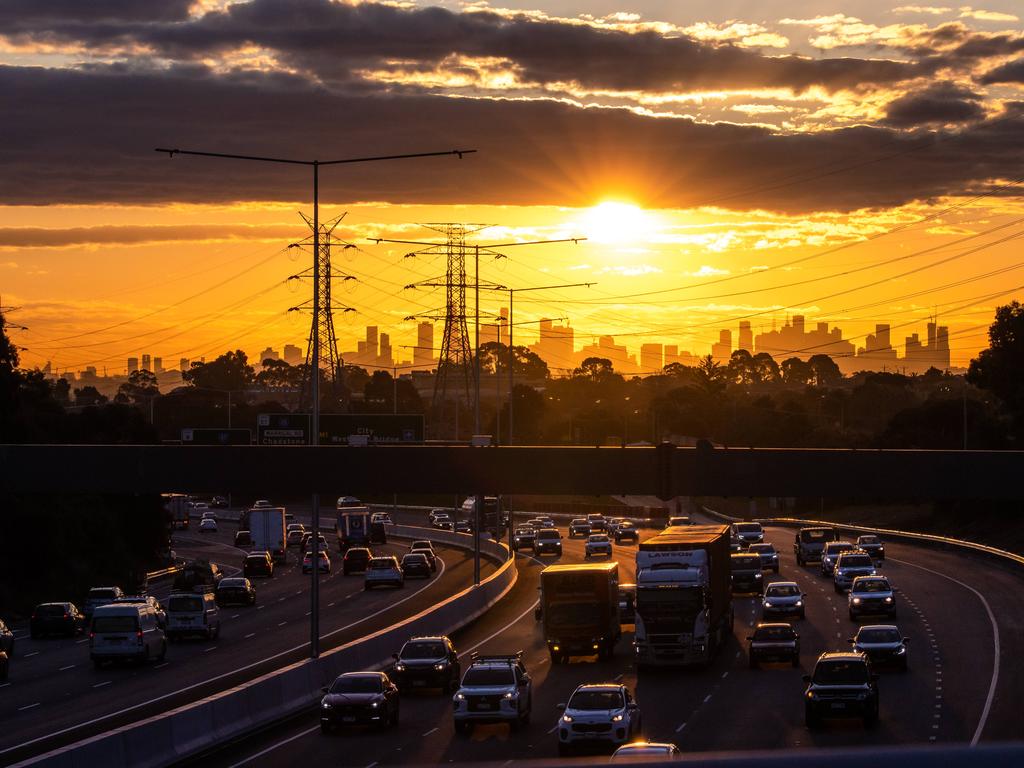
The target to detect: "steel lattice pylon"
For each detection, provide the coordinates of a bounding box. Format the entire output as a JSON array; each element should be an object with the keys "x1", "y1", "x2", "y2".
[{"x1": 431, "y1": 223, "x2": 475, "y2": 415}]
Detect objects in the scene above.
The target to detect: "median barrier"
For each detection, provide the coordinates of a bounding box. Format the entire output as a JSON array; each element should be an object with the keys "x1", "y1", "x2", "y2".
[{"x1": 19, "y1": 526, "x2": 515, "y2": 768}]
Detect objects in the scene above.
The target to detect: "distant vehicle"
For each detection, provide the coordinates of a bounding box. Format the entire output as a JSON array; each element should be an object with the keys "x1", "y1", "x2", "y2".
[
  {"x1": 253, "y1": 499, "x2": 273, "y2": 508},
  {"x1": 857, "y1": 535, "x2": 885, "y2": 562},
  {"x1": 568, "y1": 518, "x2": 592, "y2": 538},
  {"x1": 534, "y1": 528, "x2": 562, "y2": 556},
  {"x1": 199, "y1": 518, "x2": 218, "y2": 533},
  {"x1": 454, "y1": 519, "x2": 471, "y2": 534},
  {"x1": 618, "y1": 583, "x2": 637, "y2": 625},
  {"x1": 804, "y1": 652, "x2": 879, "y2": 728},
  {"x1": 200, "y1": 509, "x2": 217, "y2": 522},
  {"x1": 342, "y1": 547, "x2": 372, "y2": 576},
  {"x1": 748, "y1": 542, "x2": 780, "y2": 573},
  {"x1": 337, "y1": 504, "x2": 385, "y2": 551},
  {"x1": 0, "y1": 619, "x2": 14, "y2": 655},
  {"x1": 586, "y1": 513, "x2": 608, "y2": 532},
  {"x1": 794, "y1": 526, "x2": 838, "y2": 566},
  {"x1": 833, "y1": 551, "x2": 876, "y2": 593},
  {"x1": 171, "y1": 560, "x2": 223, "y2": 593},
  {"x1": 610, "y1": 742, "x2": 681, "y2": 762},
  {"x1": 606, "y1": 517, "x2": 626, "y2": 534},
  {"x1": 113, "y1": 595, "x2": 166, "y2": 628},
  {"x1": 83, "y1": 586, "x2": 125, "y2": 619},
  {"x1": 820, "y1": 541, "x2": 856, "y2": 576},
  {"x1": 410, "y1": 542, "x2": 437, "y2": 571},
  {"x1": 666, "y1": 516, "x2": 691, "y2": 527},
  {"x1": 165, "y1": 591, "x2": 221, "y2": 641},
  {"x1": 89, "y1": 603, "x2": 166, "y2": 667},
  {"x1": 211, "y1": 495, "x2": 229, "y2": 508},
  {"x1": 303, "y1": 550, "x2": 331, "y2": 574},
  {"x1": 762, "y1": 581, "x2": 806, "y2": 619},
  {"x1": 364, "y1": 556, "x2": 403, "y2": 589},
  {"x1": 732, "y1": 522, "x2": 764, "y2": 546},
  {"x1": 400, "y1": 553, "x2": 432, "y2": 579},
  {"x1": 614, "y1": 520, "x2": 640, "y2": 544},
  {"x1": 849, "y1": 624, "x2": 908, "y2": 670},
  {"x1": 747, "y1": 622, "x2": 800, "y2": 668},
  {"x1": 452, "y1": 652, "x2": 532, "y2": 734},
  {"x1": 848, "y1": 576, "x2": 896, "y2": 619},
  {"x1": 584, "y1": 533, "x2": 613, "y2": 559},
  {"x1": 249, "y1": 507, "x2": 287, "y2": 564},
  {"x1": 557, "y1": 683, "x2": 641, "y2": 755},
  {"x1": 391, "y1": 635, "x2": 460, "y2": 692},
  {"x1": 164, "y1": 493, "x2": 191, "y2": 530},
  {"x1": 539, "y1": 562, "x2": 619, "y2": 663},
  {"x1": 730, "y1": 553, "x2": 765, "y2": 593},
  {"x1": 320, "y1": 672, "x2": 399, "y2": 733},
  {"x1": 243, "y1": 551, "x2": 274, "y2": 579},
  {"x1": 301, "y1": 532, "x2": 329, "y2": 553},
  {"x1": 286, "y1": 528, "x2": 305, "y2": 547},
  {"x1": 428, "y1": 509, "x2": 451, "y2": 526},
  {"x1": 371, "y1": 512, "x2": 393, "y2": 525},
  {"x1": 30, "y1": 602, "x2": 85, "y2": 638},
  {"x1": 336, "y1": 495, "x2": 362, "y2": 508},
  {"x1": 513, "y1": 526, "x2": 537, "y2": 551},
  {"x1": 535, "y1": 516, "x2": 556, "y2": 529},
  {"x1": 215, "y1": 577, "x2": 256, "y2": 607},
  {"x1": 234, "y1": 530, "x2": 253, "y2": 548}
]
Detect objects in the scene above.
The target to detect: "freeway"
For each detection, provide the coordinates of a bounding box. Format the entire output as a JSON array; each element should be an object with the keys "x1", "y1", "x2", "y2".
[
  {"x1": 202, "y1": 509, "x2": 1021, "y2": 766},
  {"x1": 0, "y1": 513, "x2": 492, "y2": 765}
]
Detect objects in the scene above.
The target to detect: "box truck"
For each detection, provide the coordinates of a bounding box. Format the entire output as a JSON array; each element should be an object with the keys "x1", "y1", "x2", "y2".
[{"x1": 539, "y1": 562, "x2": 620, "y2": 664}]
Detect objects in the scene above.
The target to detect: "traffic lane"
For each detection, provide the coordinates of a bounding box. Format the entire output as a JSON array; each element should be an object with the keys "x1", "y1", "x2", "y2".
[{"x1": 0, "y1": 544, "x2": 482, "y2": 761}]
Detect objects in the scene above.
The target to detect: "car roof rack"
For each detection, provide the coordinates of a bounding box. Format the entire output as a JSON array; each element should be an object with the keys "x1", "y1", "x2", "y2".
[{"x1": 469, "y1": 651, "x2": 523, "y2": 663}]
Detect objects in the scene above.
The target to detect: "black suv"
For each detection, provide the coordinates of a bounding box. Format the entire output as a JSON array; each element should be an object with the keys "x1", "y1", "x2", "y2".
[
  {"x1": 343, "y1": 547, "x2": 372, "y2": 575},
  {"x1": 804, "y1": 652, "x2": 879, "y2": 728},
  {"x1": 730, "y1": 553, "x2": 764, "y2": 593},
  {"x1": 613, "y1": 520, "x2": 640, "y2": 544},
  {"x1": 391, "y1": 635, "x2": 461, "y2": 693},
  {"x1": 534, "y1": 529, "x2": 562, "y2": 556},
  {"x1": 512, "y1": 527, "x2": 537, "y2": 552}
]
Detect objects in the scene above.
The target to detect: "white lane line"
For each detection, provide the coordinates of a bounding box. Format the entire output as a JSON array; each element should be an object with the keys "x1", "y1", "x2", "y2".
[
  {"x1": 204, "y1": 646, "x2": 217, "y2": 653},
  {"x1": 58, "y1": 664, "x2": 75, "y2": 672},
  {"x1": 154, "y1": 662, "x2": 169, "y2": 669},
  {"x1": 278, "y1": 621, "x2": 287, "y2": 627},
  {"x1": 365, "y1": 763, "x2": 378, "y2": 768},
  {"x1": 226, "y1": 725, "x2": 320, "y2": 768},
  {"x1": 422, "y1": 727, "x2": 439, "y2": 736},
  {"x1": 92, "y1": 681, "x2": 111, "y2": 689},
  {"x1": 889, "y1": 556, "x2": 1000, "y2": 746},
  {"x1": 245, "y1": 632, "x2": 256, "y2": 639},
  {"x1": 675, "y1": 722, "x2": 687, "y2": 733},
  {"x1": 702, "y1": 694, "x2": 712, "y2": 704},
  {"x1": 24, "y1": 651, "x2": 39, "y2": 658},
  {"x1": 257, "y1": 606, "x2": 265, "y2": 610},
  {"x1": 327, "y1": 602, "x2": 335, "y2": 607},
  {"x1": 278, "y1": 597, "x2": 286, "y2": 603},
  {"x1": 18, "y1": 703, "x2": 40, "y2": 711},
  {"x1": 721, "y1": 671, "x2": 729, "y2": 679},
  {"x1": 305, "y1": 611, "x2": 312, "y2": 617},
  {"x1": 547, "y1": 724, "x2": 560, "y2": 734},
  {"x1": 75, "y1": 639, "x2": 89, "y2": 645},
  {"x1": 232, "y1": 614, "x2": 240, "y2": 619}
]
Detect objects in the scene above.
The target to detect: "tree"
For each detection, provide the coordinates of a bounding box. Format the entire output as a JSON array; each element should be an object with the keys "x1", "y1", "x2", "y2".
[
  {"x1": 256, "y1": 359, "x2": 301, "y2": 391},
  {"x1": 52, "y1": 377, "x2": 71, "y2": 406},
  {"x1": 968, "y1": 301, "x2": 1024, "y2": 415},
  {"x1": 781, "y1": 357, "x2": 812, "y2": 386},
  {"x1": 74, "y1": 385, "x2": 108, "y2": 407},
  {"x1": 116, "y1": 369, "x2": 159, "y2": 405},
  {"x1": 727, "y1": 349, "x2": 756, "y2": 385},
  {"x1": 808, "y1": 354, "x2": 842, "y2": 387},
  {"x1": 693, "y1": 355, "x2": 727, "y2": 395},
  {"x1": 183, "y1": 350, "x2": 254, "y2": 392},
  {"x1": 752, "y1": 352, "x2": 781, "y2": 384},
  {"x1": 480, "y1": 342, "x2": 549, "y2": 379},
  {"x1": 573, "y1": 357, "x2": 617, "y2": 382}
]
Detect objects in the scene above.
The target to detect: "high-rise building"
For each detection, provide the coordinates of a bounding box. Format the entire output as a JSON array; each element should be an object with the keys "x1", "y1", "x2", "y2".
[
  {"x1": 366, "y1": 326, "x2": 378, "y2": 360},
  {"x1": 260, "y1": 346, "x2": 280, "y2": 365},
  {"x1": 179, "y1": 357, "x2": 190, "y2": 373},
  {"x1": 499, "y1": 307, "x2": 509, "y2": 346},
  {"x1": 711, "y1": 330, "x2": 732, "y2": 363},
  {"x1": 480, "y1": 322, "x2": 500, "y2": 348},
  {"x1": 576, "y1": 335, "x2": 634, "y2": 375},
  {"x1": 640, "y1": 343, "x2": 663, "y2": 374},
  {"x1": 153, "y1": 357, "x2": 163, "y2": 374},
  {"x1": 738, "y1": 321, "x2": 753, "y2": 353},
  {"x1": 141, "y1": 354, "x2": 151, "y2": 372},
  {"x1": 378, "y1": 332, "x2": 393, "y2": 368},
  {"x1": 127, "y1": 357, "x2": 139, "y2": 375},
  {"x1": 283, "y1": 344, "x2": 303, "y2": 366},
  {"x1": 414, "y1": 322, "x2": 434, "y2": 369},
  {"x1": 530, "y1": 318, "x2": 575, "y2": 373}
]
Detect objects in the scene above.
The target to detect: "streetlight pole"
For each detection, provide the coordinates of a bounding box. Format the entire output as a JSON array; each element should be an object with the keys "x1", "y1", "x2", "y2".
[{"x1": 156, "y1": 145, "x2": 474, "y2": 659}]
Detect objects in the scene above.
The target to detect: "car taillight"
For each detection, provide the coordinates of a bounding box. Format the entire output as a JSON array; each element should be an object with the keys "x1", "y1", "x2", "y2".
[
  {"x1": 89, "y1": 631, "x2": 95, "y2": 639},
  {"x1": 64, "y1": 613, "x2": 70, "y2": 620},
  {"x1": 137, "y1": 630, "x2": 144, "y2": 645}
]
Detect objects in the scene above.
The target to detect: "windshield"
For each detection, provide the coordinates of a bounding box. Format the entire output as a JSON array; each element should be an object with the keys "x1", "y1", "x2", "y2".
[
  {"x1": 859, "y1": 536, "x2": 880, "y2": 545},
  {"x1": 537, "y1": 530, "x2": 560, "y2": 539},
  {"x1": 569, "y1": 689, "x2": 624, "y2": 710},
  {"x1": 736, "y1": 523, "x2": 762, "y2": 533},
  {"x1": 814, "y1": 660, "x2": 869, "y2": 685},
  {"x1": 589, "y1": 535, "x2": 609, "y2": 543},
  {"x1": 636, "y1": 587, "x2": 703, "y2": 629},
  {"x1": 93, "y1": 615, "x2": 138, "y2": 633},
  {"x1": 515, "y1": 528, "x2": 534, "y2": 535},
  {"x1": 168, "y1": 596, "x2": 203, "y2": 612},
  {"x1": 749, "y1": 544, "x2": 774, "y2": 553},
  {"x1": 732, "y1": 555, "x2": 761, "y2": 570},
  {"x1": 330, "y1": 676, "x2": 383, "y2": 694},
  {"x1": 36, "y1": 604, "x2": 67, "y2": 616},
  {"x1": 619, "y1": 522, "x2": 635, "y2": 529},
  {"x1": 220, "y1": 579, "x2": 246, "y2": 588},
  {"x1": 463, "y1": 668, "x2": 515, "y2": 686},
  {"x1": 853, "y1": 579, "x2": 890, "y2": 593},
  {"x1": 753, "y1": 626, "x2": 794, "y2": 641},
  {"x1": 402, "y1": 554, "x2": 427, "y2": 564},
  {"x1": 401, "y1": 641, "x2": 446, "y2": 659},
  {"x1": 839, "y1": 555, "x2": 874, "y2": 568},
  {"x1": 800, "y1": 529, "x2": 834, "y2": 543},
  {"x1": 89, "y1": 589, "x2": 118, "y2": 601},
  {"x1": 766, "y1": 584, "x2": 800, "y2": 597},
  {"x1": 858, "y1": 628, "x2": 900, "y2": 643}
]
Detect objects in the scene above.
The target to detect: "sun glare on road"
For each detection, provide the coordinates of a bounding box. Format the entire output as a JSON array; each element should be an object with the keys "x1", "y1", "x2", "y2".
[{"x1": 580, "y1": 201, "x2": 661, "y2": 245}]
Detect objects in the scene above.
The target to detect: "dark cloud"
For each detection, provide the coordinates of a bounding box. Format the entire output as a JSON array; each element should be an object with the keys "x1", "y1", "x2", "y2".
[
  {"x1": 1, "y1": 65, "x2": 1021, "y2": 214},
  {"x1": 0, "y1": 0, "x2": 923, "y2": 94},
  {"x1": 0, "y1": 0, "x2": 191, "y2": 23},
  {"x1": 979, "y1": 57, "x2": 1024, "y2": 84},
  {"x1": 0, "y1": 224, "x2": 302, "y2": 248},
  {"x1": 883, "y1": 82, "x2": 986, "y2": 126}
]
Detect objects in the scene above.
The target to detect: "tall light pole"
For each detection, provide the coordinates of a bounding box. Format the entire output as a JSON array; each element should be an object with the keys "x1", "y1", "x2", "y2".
[{"x1": 156, "y1": 145, "x2": 474, "y2": 658}]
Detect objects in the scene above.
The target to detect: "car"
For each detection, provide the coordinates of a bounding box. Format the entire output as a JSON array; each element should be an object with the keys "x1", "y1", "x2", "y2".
[
  {"x1": 286, "y1": 529, "x2": 305, "y2": 547},
  {"x1": 301, "y1": 532, "x2": 329, "y2": 553},
  {"x1": 30, "y1": 602, "x2": 85, "y2": 638},
  {"x1": 536, "y1": 516, "x2": 556, "y2": 529},
  {"x1": 729, "y1": 535, "x2": 745, "y2": 553},
  {"x1": 848, "y1": 576, "x2": 896, "y2": 619},
  {"x1": 200, "y1": 510, "x2": 217, "y2": 522},
  {"x1": 303, "y1": 549, "x2": 331, "y2": 574},
  {"x1": 371, "y1": 512, "x2": 394, "y2": 525},
  {"x1": 336, "y1": 495, "x2": 362, "y2": 508},
  {"x1": 0, "y1": 650, "x2": 7, "y2": 681},
  {"x1": 89, "y1": 603, "x2": 166, "y2": 667},
  {"x1": 234, "y1": 530, "x2": 253, "y2": 548},
  {"x1": 857, "y1": 535, "x2": 886, "y2": 562},
  {"x1": 0, "y1": 618, "x2": 14, "y2": 655},
  {"x1": 112, "y1": 595, "x2": 166, "y2": 628},
  {"x1": 666, "y1": 515, "x2": 691, "y2": 527},
  {"x1": 587, "y1": 513, "x2": 608, "y2": 532},
  {"x1": 568, "y1": 518, "x2": 592, "y2": 538},
  {"x1": 820, "y1": 541, "x2": 856, "y2": 576},
  {"x1": 618, "y1": 584, "x2": 637, "y2": 624},
  {"x1": 410, "y1": 542, "x2": 437, "y2": 571},
  {"x1": 243, "y1": 551, "x2": 274, "y2": 578},
  {"x1": 526, "y1": 517, "x2": 546, "y2": 530},
  {"x1": 431, "y1": 512, "x2": 453, "y2": 529},
  {"x1": 253, "y1": 499, "x2": 273, "y2": 508},
  {"x1": 804, "y1": 652, "x2": 879, "y2": 728},
  {"x1": 215, "y1": 577, "x2": 256, "y2": 606},
  {"x1": 557, "y1": 683, "x2": 642, "y2": 755},
  {"x1": 320, "y1": 671, "x2": 399, "y2": 732},
  {"x1": 437, "y1": 519, "x2": 455, "y2": 531},
  {"x1": 401, "y1": 553, "x2": 432, "y2": 579},
  {"x1": 849, "y1": 624, "x2": 908, "y2": 670},
  {"x1": 748, "y1": 622, "x2": 800, "y2": 668},
  {"x1": 391, "y1": 635, "x2": 460, "y2": 692},
  {"x1": 287, "y1": 522, "x2": 305, "y2": 533},
  {"x1": 762, "y1": 581, "x2": 806, "y2": 619},
  {"x1": 613, "y1": 520, "x2": 639, "y2": 544},
  {"x1": 427, "y1": 508, "x2": 450, "y2": 525},
  {"x1": 585, "y1": 533, "x2": 613, "y2": 558},
  {"x1": 748, "y1": 542, "x2": 780, "y2": 573},
  {"x1": 833, "y1": 551, "x2": 877, "y2": 593},
  {"x1": 211, "y1": 495, "x2": 229, "y2": 508},
  {"x1": 610, "y1": 742, "x2": 681, "y2": 762},
  {"x1": 454, "y1": 519, "x2": 472, "y2": 534},
  {"x1": 732, "y1": 522, "x2": 765, "y2": 546},
  {"x1": 342, "y1": 547, "x2": 372, "y2": 575},
  {"x1": 606, "y1": 517, "x2": 626, "y2": 535},
  {"x1": 83, "y1": 586, "x2": 125, "y2": 620},
  {"x1": 730, "y1": 553, "x2": 764, "y2": 593},
  {"x1": 794, "y1": 526, "x2": 839, "y2": 566},
  {"x1": 453, "y1": 652, "x2": 532, "y2": 733},
  {"x1": 199, "y1": 517, "x2": 218, "y2": 533},
  {"x1": 535, "y1": 528, "x2": 562, "y2": 556},
  {"x1": 193, "y1": 502, "x2": 210, "y2": 515},
  {"x1": 513, "y1": 526, "x2": 537, "y2": 551},
  {"x1": 165, "y1": 591, "x2": 221, "y2": 641},
  {"x1": 364, "y1": 556, "x2": 404, "y2": 589}
]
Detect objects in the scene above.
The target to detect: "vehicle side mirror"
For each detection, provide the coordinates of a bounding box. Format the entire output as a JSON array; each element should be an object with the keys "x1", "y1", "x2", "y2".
[
  {"x1": 392, "y1": 653, "x2": 399, "y2": 661},
  {"x1": 802, "y1": 593, "x2": 807, "y2": 597},
  {"x1": 557, "y1": 703, "x2": 566, "y2": 711},
  {"x1": 321, "y1": 686, "x2": 329, "y2": 694},
  {"x1": 802, "y1": 675, "x2": 811, "y2": 683}
]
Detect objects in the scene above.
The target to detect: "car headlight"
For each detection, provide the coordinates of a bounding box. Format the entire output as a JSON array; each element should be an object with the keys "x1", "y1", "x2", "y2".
[
  {"x1": 611, "y1": 713, "x2": 624, "y2": 722},
  {"x1": 371, "y1": 701, "x2": 379, "y2": 708},
  {"x1": 434, "y1": 662, "x2": 447, "y2": 671},
  {"x1": 763, "y1": 601, "x2": 773, "y2": 608},
  {"x1": 884, "y1": 597, "x2": 893, "y2": 603},
  {"x1": 321, "y1": 700, "x2": 332, "y2": 709},
  {"x1": 896, "y1": 646, "x2": 906, "y2": 654},
  {"x1": 852, "y1": 598, "x2": 862, "y2": 604},
  {"x1": 504, "y1": 692, "x2": 516, "y2": 700},
  {"x1": 754, "y1": 573, "x2": 763, "y2": 579},
  {"x1": 795, "y1": 600, "x2": 803, "y2": 607},
  {"x1": 455, "y1": 693, "x2": 465, "y2": 700},
  {"x1": 562, "y1": 714, "x2": 573, "y2": 723},
  {"x1": 394, "y1": 663, "x2": 406, "y2": 672},
  {"x1": 806, "y1": 691, "x2": 817, "y2": 700}
]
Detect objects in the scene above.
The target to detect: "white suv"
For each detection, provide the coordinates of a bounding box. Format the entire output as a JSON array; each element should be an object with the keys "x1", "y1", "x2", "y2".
[
  {"x1": 557, "y1": 683, "x2": 641, "y2": 755},
  {"x1": 453, "y1": 653, "x2": 532, "y2": 734},
  {"x1": 833, "y1": 551, "x2": 876, "y2": 593}
]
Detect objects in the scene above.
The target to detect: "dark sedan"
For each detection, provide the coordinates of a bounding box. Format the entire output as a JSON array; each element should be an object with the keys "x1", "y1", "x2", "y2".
[
  {"x1": 401, "y1": 553, "x2": 432, "y2": 579},
  {"x1": 215, "y1": 577, "x2": 257, "y2": 607},
  {"x1": 30, "y1": 602, "x2": 85, "y2": 638},
  {"x1": 342, "y1": 547, "x2": 372, "y2": 575},
  {"x1": 320, "y1": 672, "x2": 399, "y2": 732},
  {"x1": 731, "y1": 554, "x2": 765, "y2": 593},
  {"x1": 748, "y1": 622, "x2": 800, "y2": 668}
]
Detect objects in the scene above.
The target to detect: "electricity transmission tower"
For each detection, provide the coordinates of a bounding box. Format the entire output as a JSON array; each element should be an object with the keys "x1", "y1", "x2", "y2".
[{"x1": 288, "y1": 213, "x2": 357, "y2": 412}]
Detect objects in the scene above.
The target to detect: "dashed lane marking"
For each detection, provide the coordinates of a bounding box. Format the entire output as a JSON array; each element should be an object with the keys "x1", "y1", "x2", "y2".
[
  {"x1": 547, "y1": 724, "x2": 560, "y2": 734},
  {"x1": 92, "y1": 681, "x2": 111, "y2": 689},
  {"x1": 245, "y1": 633, "x2": 256, "y2": 639},
  {"x1": 226, "y1": 725, "x2": 320, "y2": 768},
  {"x1": 278, "y1": 621, "x2": 287, "y2": 627},
  {"x1": 154, "y1": 663, "x2": 169, "y2": 669},
  {"x1": 18, "y1": 703, "x2": 40, "y2": 711},
  {"x1": 675, "y1": 722, "x2": 687, "y2": 733},
  {"x1": 422, "y1": 727, "x2": 439, "y2": 736},
  {"x1": 58, "y1": 664, "x2": 75, "y2": 672},
  {"x1": 721, "y1": 671, "x2": 729, "y2": 679},
  {"x1": 703, "y1": 694, "x2": 712, "y2": 704},
  {"x1": 24, "y1": 652, "x2": 39, "y2": 658},
  {"x1": 204, "y1": 646, "x2": 217, "y2": 653}
]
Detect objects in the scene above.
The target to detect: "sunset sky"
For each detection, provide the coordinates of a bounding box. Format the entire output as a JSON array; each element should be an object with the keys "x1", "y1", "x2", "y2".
[{"x1": 2, "y1": 0, "x2": 1023, "y2": 375}]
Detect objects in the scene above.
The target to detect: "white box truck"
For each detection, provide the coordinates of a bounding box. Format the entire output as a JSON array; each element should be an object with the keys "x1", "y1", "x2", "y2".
[{"x1": 249, "y1": 507, "x2": 287, "y2": 564}]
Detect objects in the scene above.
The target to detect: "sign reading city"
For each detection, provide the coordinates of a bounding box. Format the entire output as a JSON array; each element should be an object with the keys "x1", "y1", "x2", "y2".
[{"x1": 256, "y1": 413, "x2": 424, "y2": 445}]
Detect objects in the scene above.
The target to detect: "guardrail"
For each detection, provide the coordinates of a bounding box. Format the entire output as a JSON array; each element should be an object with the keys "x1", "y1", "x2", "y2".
[{"x1": 20, "y1": 526, "x2": 516, "y2": 768}]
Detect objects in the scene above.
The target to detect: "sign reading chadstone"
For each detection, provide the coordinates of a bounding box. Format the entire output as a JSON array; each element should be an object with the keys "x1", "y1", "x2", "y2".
[{"x1": 257, "y1": 413, "x2": 424, "y2": 445}]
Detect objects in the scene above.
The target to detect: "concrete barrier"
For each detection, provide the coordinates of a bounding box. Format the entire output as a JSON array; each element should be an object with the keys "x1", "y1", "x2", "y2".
[{"x1": 16, "y1": 526, "x2": 516, "y2": 768}]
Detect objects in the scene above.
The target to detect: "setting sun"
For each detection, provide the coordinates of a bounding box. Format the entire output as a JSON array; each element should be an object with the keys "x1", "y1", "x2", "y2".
[{"x1": 579, "y1": 201, "x2": 662, "y2": 245}]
